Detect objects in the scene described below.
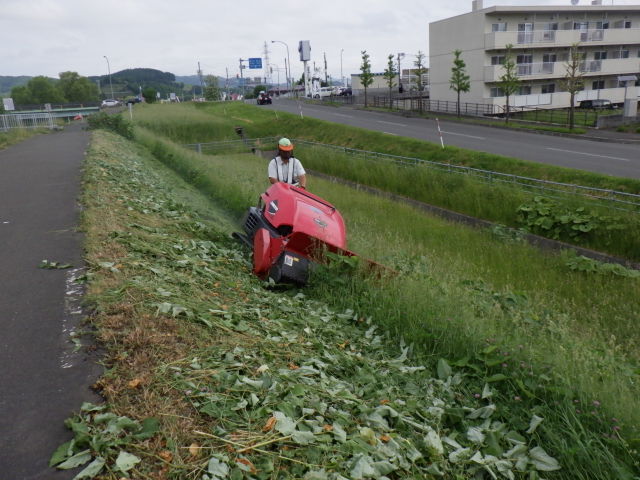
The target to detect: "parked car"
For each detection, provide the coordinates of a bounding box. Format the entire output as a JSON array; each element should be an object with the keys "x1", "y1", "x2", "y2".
[
  {"x1": 578, "y1": 99, "x2": 617, "y2": 110},
  {"x1": 256, "y1": 91, "x2": 272, "y2": 105},
  {"x1": 314, "y1": 87, "x2": 334, "y2": 98},
  {"x1": 338, "y1": 87, "x2": 352, "y2": 96},
  {"x1": 125, "y1": 97, "x2": 142, "y2": 105},
  {"x1": 101, "y1": 99, "x2": 120, "y2": 108}
]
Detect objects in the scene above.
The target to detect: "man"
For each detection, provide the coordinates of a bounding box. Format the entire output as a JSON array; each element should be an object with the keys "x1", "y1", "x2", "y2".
[{"x1": 268, "y1": 138, "x2": 307, "y2": 189}]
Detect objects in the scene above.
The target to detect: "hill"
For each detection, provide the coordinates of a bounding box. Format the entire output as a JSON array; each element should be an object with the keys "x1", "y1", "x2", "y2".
[{"x1": 1, "y1": 76, "x2": 32, "y2": 97}]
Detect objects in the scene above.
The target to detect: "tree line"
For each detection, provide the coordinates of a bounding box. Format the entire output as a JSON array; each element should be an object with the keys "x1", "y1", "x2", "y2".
[{"x1": 10, "y1": 72, "x2": 100, "y2": 106}]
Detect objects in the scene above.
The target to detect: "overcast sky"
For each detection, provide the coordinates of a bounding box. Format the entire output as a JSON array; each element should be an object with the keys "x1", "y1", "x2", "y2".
[{"x1": 1, "y1": 0, "x2": 637, "y2": 82}]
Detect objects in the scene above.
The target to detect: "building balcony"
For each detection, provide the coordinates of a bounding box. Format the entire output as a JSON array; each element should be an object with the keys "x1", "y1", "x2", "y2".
[
  {"x1": 484, "y1": 58, "x2": 637, "y2": 82},
  {"x1": 485, "y1": 27, "x2": 640, "y2": 49}
]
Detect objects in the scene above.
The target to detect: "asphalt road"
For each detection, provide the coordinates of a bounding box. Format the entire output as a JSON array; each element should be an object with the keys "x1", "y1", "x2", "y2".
[
  {"x1": 0, "y1": 123, "x2": 102, "y2": 479},
  {"x1": 265, "y1": 99, "x2": 640, "y2": 180}
]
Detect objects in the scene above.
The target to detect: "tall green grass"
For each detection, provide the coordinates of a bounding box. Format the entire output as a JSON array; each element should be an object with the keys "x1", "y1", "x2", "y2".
[
  {"x1": 131, "y1": 103, "x2": 640, "y2": 261},
  {"x1": 133, "y1": 126, "x2": 640, "y2": 478},
  {"x1": 134, "y1": 102, "x2": 640, "y2": 194}
]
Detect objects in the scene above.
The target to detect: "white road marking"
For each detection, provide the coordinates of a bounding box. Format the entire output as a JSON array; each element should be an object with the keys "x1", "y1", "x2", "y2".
[
  {"x1": 440, "y1": 130, "x2": 486, "y2": 140},
  {"x1": 383, "y1": 132, "x2": 398, "y2": 136},
  {"x1": 547, "y1": 147, "x2": 630, "y2": 162},
  {"x1": 377, "y1": 120, "x2": 407, "y2": 127},
  {"x1": 333, "y1": 113, "x2": 353, "y2": 118}
]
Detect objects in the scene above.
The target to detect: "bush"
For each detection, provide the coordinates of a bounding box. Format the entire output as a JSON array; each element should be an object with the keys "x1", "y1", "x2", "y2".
[
  {"x1": 87, "y1": 112, "x2": 134, "y2": 139},
  {"x1": 142, "y1": 87, "x2": 157, "y2": 104}
]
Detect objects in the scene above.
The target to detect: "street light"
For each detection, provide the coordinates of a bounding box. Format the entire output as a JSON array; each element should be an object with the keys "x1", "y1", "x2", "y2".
[
  {"x1": 103, "y1": 55, "x2": 114, "y2": 100},
  {"x1": 271, "y1": 40, "x2": 291, "y2": 96},
  {"x1": 397, "y1": 52, "x2": 406, "y2": 93},
  {"x1": 270, "y1": 64, "x2": 281, "y2": 96},
  {"x1": 340, "y1": 49, "x2": 344, "y2": 86}
]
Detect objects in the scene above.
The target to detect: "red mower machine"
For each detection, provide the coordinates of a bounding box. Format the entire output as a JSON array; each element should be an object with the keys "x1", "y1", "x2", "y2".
[{"x1": 234, "y1": 182, "x2": 361, "y2": 284}]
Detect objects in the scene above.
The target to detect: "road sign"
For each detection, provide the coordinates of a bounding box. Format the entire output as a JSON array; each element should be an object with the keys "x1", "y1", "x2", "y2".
[{"x1": 248, "y1": 58, "x2": 262, "y2": 69}]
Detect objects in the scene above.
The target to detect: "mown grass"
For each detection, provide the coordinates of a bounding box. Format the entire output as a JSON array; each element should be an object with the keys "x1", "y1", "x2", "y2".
[
  {"x1": 131, "y1": 102, "x2": 640, "y2": 262},
  {"x1": 131, "y1": 126, "x2": 640, "y2": 477},
  {"x1": 67, "y1": 130, "x2": 583, "y2": 478}
]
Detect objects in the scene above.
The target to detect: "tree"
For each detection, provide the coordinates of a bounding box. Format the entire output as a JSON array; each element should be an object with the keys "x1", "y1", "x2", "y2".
[
  {"x1": 359, "y1": 50, "x2": 374, "y2": 107},
  {"x1": 560, "y1": 43, "x2": 585, "y2": 131},
  {"x1": 382, "y1": 54, "x2": 396, "y2": 110},
  {"x1": 413, "y1": 51, "x2": 428, "y2": 114},
  {"x1": 204, "y1": 75, "x2": 222, "y2": 101},
  {"x1": 499, "y1": 44, "x2": 520, "y2": 124},
  {"x1": 10, "y1": 76, "x2": 65, "y2": 105},
  {"x1": 58, "y1": 71, "x2": 100, "y2": 103},
  {"x1": 142, "y1": 87, "x2": 157, "y2": 104},
  {"x1": 449, "y1": 49, "x2": 470, "y2": 117}
]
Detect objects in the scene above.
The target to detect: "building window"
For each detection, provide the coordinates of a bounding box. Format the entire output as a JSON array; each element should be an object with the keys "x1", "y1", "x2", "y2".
[
  {"x1": 593, "y1": 51, "x2": 607, "y2": 60},
  {"x1": 492, "y1": 23, "x2": 507, "y2": 32},
  {"x1": 541, "y1": 83, "x2": 555, "y2": 94},
  {"x1": 592, "y1": 80, "x2": 605, "y2": 90},
  {"x1": 624, "y1": 21, "x2": 631, "y2": 28},
  {"x1": 611, "y1": 47, "x2": 630, "y2": 59},
  {"x1": 518, "y1": 86, "x2": 532, "y2": 95},
  {"x1": 490, "y1": 87, "x2": 505, "y2": 97},
  {"x1": 491, "y1": 55, "x2": 506, "y2": 65}
]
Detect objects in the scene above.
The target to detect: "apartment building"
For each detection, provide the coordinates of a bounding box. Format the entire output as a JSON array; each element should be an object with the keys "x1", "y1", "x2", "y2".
[{"x1": 429, "y1": 1, "x2": 640, "y2": 109}]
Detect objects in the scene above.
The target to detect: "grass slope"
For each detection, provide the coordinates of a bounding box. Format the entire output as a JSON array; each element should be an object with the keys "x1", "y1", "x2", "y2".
[
  {"x1": 128, "y1": 127, "x2": 639, "y2": 478},
  {"x1": 50, "y1": 130, "x2": 575, "y2": 479}
]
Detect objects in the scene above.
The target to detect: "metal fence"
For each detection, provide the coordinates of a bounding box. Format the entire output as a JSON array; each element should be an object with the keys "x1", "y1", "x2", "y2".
[
  {"x1": 183, "y1": 137, "x2": 640, "y2": 213},
  {"x1": 0, "y1": 113, "x2": 55, "y2": 132},
  {"x1": 371, "y1": 96, "x2": 501, "y2": 117}
]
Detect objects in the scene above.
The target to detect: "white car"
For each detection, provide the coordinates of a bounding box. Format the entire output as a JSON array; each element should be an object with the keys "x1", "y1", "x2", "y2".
[
  {"x1": 101, "y1": 99, "x2": 119, "y2": 108},
  {"x1": 313, "y1": 87, "x2": 334, "y2": 99}
]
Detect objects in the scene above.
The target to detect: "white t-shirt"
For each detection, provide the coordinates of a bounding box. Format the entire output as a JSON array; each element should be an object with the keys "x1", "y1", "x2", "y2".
[{"x1": 268, "y1": 156, "x2": 306, "y2": 185}]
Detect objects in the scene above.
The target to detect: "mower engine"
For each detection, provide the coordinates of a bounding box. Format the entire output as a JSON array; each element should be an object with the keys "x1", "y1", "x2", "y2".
[{"x1": 234, "y1": 183, "x2": 356, "y2": 284}]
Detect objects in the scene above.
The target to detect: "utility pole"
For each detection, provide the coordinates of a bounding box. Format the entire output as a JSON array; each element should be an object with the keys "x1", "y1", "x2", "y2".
[
  {"x1": 340, "y1": 49, "x2": 344, "y2": 86},
  {"x1": 225, "y1": 67, "x2": 229, "y2": 100},
  {"x1": 323, "y1": 52, "x2": 328, "y2": 85},
  {"x1": 397, "y1": 52, "x2": 405, "y2": 93},
  {"x1": 197, "y1": 62, "x2": 204, "y2": 100},
  {"x1": 103, "y1": 55, "x2": 114, "y2": 99},
  {"x1": 239, "y1": 58, "x2": 246, "y2": 98}
]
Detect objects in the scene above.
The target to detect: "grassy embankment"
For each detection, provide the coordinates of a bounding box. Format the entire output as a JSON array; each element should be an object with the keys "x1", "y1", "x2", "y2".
[
  {"x1": 0, "y1": 127, "x2": 42, "y2": 149},
  {"x1": 135, "y1": 123, "x2": 639, "y2": 475},
  {"x1": 132, "y1": 102, "x2": 640, "y2": 262},
  {"x1": 50, "y1": 126, "x2": 639, "y2": 479}
]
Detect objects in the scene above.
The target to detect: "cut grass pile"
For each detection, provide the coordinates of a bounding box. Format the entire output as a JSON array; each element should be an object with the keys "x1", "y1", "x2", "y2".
[
  {"x1": 127, "y1": 127, "x2": 640, "y2": 478},
  {"x1": 52, "y1": 130, "x2": 579, "y2": 479}
]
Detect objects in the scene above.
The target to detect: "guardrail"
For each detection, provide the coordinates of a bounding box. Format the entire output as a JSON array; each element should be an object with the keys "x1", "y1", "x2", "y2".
[
  {"x1": 372, "y1": 96, "x2": 501, "y2": 117},
  {"x1": 0, "y1": 112, "x2": 55, "y2": 132},
  {"x1": 182, "y1": 137, "x2": 640, "y2": 212}
]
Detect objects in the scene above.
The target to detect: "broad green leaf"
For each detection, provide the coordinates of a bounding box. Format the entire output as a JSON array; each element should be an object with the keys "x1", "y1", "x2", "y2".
[
  {"x1": 467, "y1": 426, "x2": 486, "y2": 444},
  {"x1": 207, "y1": 457, "x2": 230, "y2": 478},
  {"x1": 437, "y1": 358, "x2": 452, "y2": 380},
  {"x1": 273, "y1": 411, "x2": 296, "y2": 435},
  {"x1": 80, "y1": 403, "x2": 105, "y2": 413},
  {"x1": 292, "y1": 430, "x2": 317, "y2": 445},
  {"x1": 133, "y1": 417, "x2": 160, "y2": 440},
  {"x1": 332, "y1": 422, "x2": 347, "y2": 443},
  {"x1": 371, "y1": 460, "x2": 396, "y2": 475},
  {"x1": 115, "y1": 451, "x2": 140, "y2": 472},
  {"x1": 467, "y1": 404, "x2": 496, "y2": 419},
  {"x1": 449, "y1": 447, "x2": 472, "y2": 464},
  {"x1": 424, "y1": 429, "x2": 444, "y2": 457},
  {"x1": 350, "y1": 455, "x2": 376, "y2": 479},
  {"x1": 359, "y1": 427, "x2": 377, "y2": 446},
  {"x1": 72, "y1": 457, "x2": 105, "y2": 480},
  {"x1": 526, "y1": 415, "x2": 544, "y2": 434},
  {"x1": 56, "y1": 450, "x2": 92, "y2": 470},
  {"x1": 49, "y1": 440, "x2": 73, "y2": 467},
  {"x1": 304, "y1": 469, "x2": 328, "y2": 480},
  {"x1": 529, "y1": 446, "x2": 561, "y2": 471}
]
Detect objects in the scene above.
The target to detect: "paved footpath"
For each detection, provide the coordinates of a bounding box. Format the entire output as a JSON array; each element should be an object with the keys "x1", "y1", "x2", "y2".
[{"x1": 0, "y1": 123, "x2": 102, "y2": 479}]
